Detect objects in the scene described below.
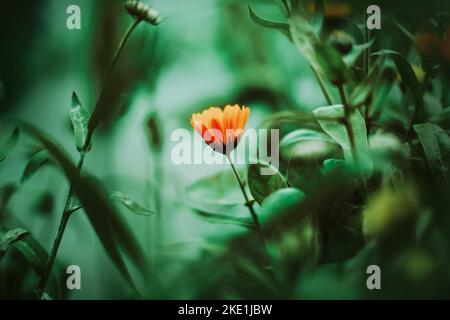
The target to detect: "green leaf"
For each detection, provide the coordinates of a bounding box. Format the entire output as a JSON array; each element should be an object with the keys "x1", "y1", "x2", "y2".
[
  {"x1": 259, "y1": 188, "x2": 305, "y2": 225},
  {"x1": 314, "y1": 43, "x2": 349, "y2": 84},
  {"x1": 247, "y1": 161, "x2": 288, "y2": 205},
  {"x1": 370, "y1": 64, "x2": 397, "y2": 116},
  {"x1": 21, "y1": 150, "x2": 50, "y2": 184},
  {"x1": 288, "y1": 12, "x2": 321, "y2": 69},
  {"x1": 322, "y1": 158, "x2": 346, "y2": 174},
  {"x1": 314, "y1": 106, "x2": 373, "y2": 176},
  {"x1": 260, "y1": 110, "x2": 330, "y2": 129},
  {"x1": 248, "y1": 6, "x2": 291, "y2": 40},
  {"x1": 104, "y1": 191, "x2": 155, "y2": 216},
  {"x1": 70, "y1": 92, "x2": 90, "y2": 152},
  {"x1": 280, "y1": 128, "x2": 339, "y2": 161},
  {"x1": 414, "y1": 122, "x2": 450, "y2": 189},
  {"x1": 311, "y1": 0, "x2": 324, "y2": 37},
  {"x1": 71, "y1": 191, "x2": 155, "y2": 216},
  {"x1": 190, "y1": 208, "x2": 253, "y2": 229},
  {"x1": 348, "y1": 63, "x2": 381, "y2": 107},
  {"x1": 393, "y1": 19, "x2": 415, "y2": 41},
  {"x1": 289, "y1": 10, "x2": 349, "y2": 84},
  {"x1": 343, "y1": 18, "x2": 363, "y2": 44},
  {"x1": 0, "y1": 228, "x2": 29, "y2": 259},
  {"x1": 0, "y1": 228, "x2": 48, "y2": 275},
  {"x1": 13, "y1": 234, "x2": 49, "y2": 274},
  {"x1": 313, "y1": 105, "x2": 370, "y2": 167},
  {"x1": 21, "y1": 123, "x2": 147, "y2": 295},
  {"x1": 343, "y1": 38, "x2": 374, "y2": 66},
  {"x1": 0, "y1": 127, "x2": 19, "y2": 162},
  {"x1": 371, "y1": 50, "x2": 421, "y2": 104}
]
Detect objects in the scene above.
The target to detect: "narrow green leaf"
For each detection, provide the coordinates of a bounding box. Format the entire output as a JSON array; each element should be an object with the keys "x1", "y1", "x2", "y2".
[
  {"x1": 414, "y1": 122, "x2": 450, "y2": 189},
  {"x1": 0, "y1": 228, "x2": 29, "y2": 259},
  {"x1": 70, "y1": 92, "x2": 90, "y2": 152},
  {"x1": 248, "y1": 6, "x2": 291, "y2": 40},
  {"x1": 190, "y1": 208, "x2": 253, "y2": 229},
  {"x1": 105, "y1": 191, "x2": 155, "y2": 216},
  {"x1": 248, "y1": 161, "x2": 288, "y2": 205},
  {"x1": 348, "y1": 63, "x2": 381, "y2": 107},
  {"x1": 21, "y1": 150, "x2": 50, "y2": 184},
  {"x1": 288, "y1": 12, "x2": 321, "y2": 70},
  {"x1": 314, "y1": 43, "x2": 350, "y2": 84},
  {"x1": 71, "y1": 191, "x2": 155, "y2": 216},
  {"x1": 311, "y1": 0, "x2": 324, "y2": 37},
  {"x1": 0, "y1": 127, "x2": 19, "y2": 162},
  {"x1": 13, "y1": 234, "x2": 49, "y2": 274},
  {"x1": 261, "y1": 110, "x2": 332, "y2": 129},
  {"x1": 322, "y1": 158, "x2": 346, "y2": 174},
  {"x1": 343, "y1": 18, "x2": 364, "y2": 44},
  {"x1": 288, "y1": 7, "x2": 350, "y2": 84},
  {"x1": 21, "y1": 123, "x2": 146, "y2": 295},
  {"x1": 393, "y1": 19, "x2": 415, "y2": 41},
  {"x1": 371, "y1": 50, "x2": 421, "y2": 104},
  {"x1": 0, "y1": 228, "x2": 48, "y2": 275},
  {"x1": 343, "y1": 38, "x2": 375, "y2": 66}
]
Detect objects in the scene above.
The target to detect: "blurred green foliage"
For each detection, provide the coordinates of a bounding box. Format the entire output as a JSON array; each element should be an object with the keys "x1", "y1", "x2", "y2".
[{"x1": 1, "y1": 0, "x2": 450, "y2": 299}]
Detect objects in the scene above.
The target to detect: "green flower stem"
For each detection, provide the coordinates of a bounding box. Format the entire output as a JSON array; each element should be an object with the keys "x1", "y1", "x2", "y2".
[
  {"x1": 337, "y1": 85, "x2": 358, "y2": 161},
  {"x1": 338, "y1": 84, "x2": 369, "y2": 195},
  {"x1": 36, "y1": 19, "x2": 142, "y2": 298},
  {"x1": 85, "y1": 19, "x2": 142, "y2": 141},
  {"x1": 226, "y1": 153, "x2": 271, "y2": 269}
]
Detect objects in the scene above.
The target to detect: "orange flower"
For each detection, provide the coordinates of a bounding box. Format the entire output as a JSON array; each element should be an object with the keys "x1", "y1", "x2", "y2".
[{"x1": 190, "y1": 104, "x2": 250, "y2": 154}]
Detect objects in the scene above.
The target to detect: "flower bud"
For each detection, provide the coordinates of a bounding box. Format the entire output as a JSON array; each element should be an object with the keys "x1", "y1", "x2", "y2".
[
  {"x1": 124, "y1": 0, "x2": 162, "y2": 25},
  {"x1": 327, "y1": 30, "x2": 354, "y2": 55}
]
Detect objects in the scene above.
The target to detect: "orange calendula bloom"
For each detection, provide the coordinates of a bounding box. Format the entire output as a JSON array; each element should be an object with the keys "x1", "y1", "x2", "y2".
[{"x1": 190, "y1": 104, "x2": 250, "y2": 154}]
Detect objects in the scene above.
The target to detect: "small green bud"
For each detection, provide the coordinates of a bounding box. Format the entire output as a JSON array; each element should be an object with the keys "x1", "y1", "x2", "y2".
[{"x1": 327, "y1": 30, "x2": 354, "y2": 55}]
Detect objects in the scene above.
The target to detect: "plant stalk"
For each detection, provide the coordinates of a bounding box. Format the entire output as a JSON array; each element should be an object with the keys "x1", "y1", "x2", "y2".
[
  {"x1": 337, "y1": 85, "x2": 357, "y2": 158},
  {"x1": 310, "y1": 66, "x2": 333, "y2": 105},
  {"x1": 226, "y1": 153, "x2": 271, "y2": 269},
  {"x1": 36, "y1": 19, "x2": 142, "y2": 297},
  {"x1": 338, "y1": 84, "x2": 370, "y2": 196}
]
